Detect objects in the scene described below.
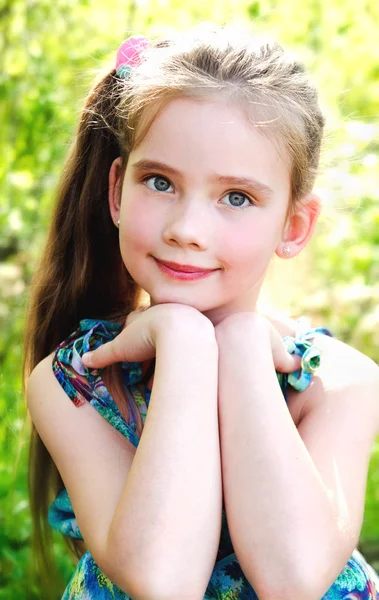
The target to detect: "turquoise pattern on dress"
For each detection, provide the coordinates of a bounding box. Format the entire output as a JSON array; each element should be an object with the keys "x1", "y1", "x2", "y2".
[{"x1": 49, "y1": 319, "x2": 379, "y2": 599}]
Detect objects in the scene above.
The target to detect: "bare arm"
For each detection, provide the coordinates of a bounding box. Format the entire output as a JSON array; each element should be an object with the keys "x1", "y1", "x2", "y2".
[
  {"x1": 27, "y1": 308, "x2": 222, "y2": 599},
  {"x1": 215, "y1": 312, "x2": 379, "y2": 600},
  {"x1": 106, "y1": 316, "x2": 222, "y2": 597}
]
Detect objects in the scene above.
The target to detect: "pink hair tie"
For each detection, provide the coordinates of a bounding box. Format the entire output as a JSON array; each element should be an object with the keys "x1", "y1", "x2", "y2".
[{"x1": 115, "y1": 35, "x2": 149, "y2": 78}]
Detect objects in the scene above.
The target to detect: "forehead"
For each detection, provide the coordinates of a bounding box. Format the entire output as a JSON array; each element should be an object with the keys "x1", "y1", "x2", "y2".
[{"x1": 130, "y1": 97, "x2": 291, "y2": 197}]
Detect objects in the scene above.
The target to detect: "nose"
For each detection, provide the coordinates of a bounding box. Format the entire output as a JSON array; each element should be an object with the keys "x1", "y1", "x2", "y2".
[{"x1": 162, "y1": 196, "x2": 210, "y2": 251}]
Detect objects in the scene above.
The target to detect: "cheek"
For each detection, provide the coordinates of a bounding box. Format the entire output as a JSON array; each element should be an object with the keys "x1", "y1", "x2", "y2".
[
  {"x1": 121, "y1": 201, "x2": 157, "y2": 251},
  {"x1": 220, "y1": 221, "x2": 279, "y2": 270}
]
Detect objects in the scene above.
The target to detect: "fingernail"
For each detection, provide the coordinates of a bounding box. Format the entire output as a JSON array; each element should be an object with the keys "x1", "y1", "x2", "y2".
[{"x1": 82, "y1": 352, "x2": 93, "y2": 366}]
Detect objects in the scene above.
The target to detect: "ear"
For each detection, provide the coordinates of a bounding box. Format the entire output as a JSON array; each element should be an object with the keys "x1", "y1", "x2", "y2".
[
  {"x1": 108, "y1": 156, "x2": 123, "y2": 226},
  {"x1": 275, "y1": 193, "x2": 321, "y2": 259}
]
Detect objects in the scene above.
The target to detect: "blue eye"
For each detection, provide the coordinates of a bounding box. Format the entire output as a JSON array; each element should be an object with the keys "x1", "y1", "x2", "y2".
[
  {"x1": 145, "y1": 175, "x2": 173, "y2": 192},
  {"x1": 221, "y1": 191, "x2": 253, "y2": 209}
]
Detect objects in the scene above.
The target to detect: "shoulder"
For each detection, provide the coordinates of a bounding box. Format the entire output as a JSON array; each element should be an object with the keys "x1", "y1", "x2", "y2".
[
  {"x1": 26, "y1": 350, "x2": 88, "y2": 424},
  {"x1": 27, "y1": 348, "x2": 137, "y2": 476},
  {"x1": 305, "y1": 332, "x2": 379, "y2": 390},
  {"x1": 27, "y1": 351, "x2": 55, "y2": 404},
  {"x1": 27, "y1": 318, "x2": 142, "y2": 451},
  {"x1": 27, "y1": 351, "x2": 59, "y2": 404},
  {"x1": 266, "y1": 312, "x2": 379, "y2": 424},
  {"x1": 26, "y1": 319, "x2": 117, "y2": 421},
  {"x1": 289, "y1": 333, "x2": 379, "y2": 429},
  {"x1": 26, "y1": 351, "x2": 88, "y2": 457},
  {"x1": 50, "y1": 318, "x2": 127, "y2": 407},
  {"x1": 265, "y1": 310, "x2": 379, "y2": 388}
]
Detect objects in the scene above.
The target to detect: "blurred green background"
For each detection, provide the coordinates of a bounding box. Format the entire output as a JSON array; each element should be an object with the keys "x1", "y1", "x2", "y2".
[{"x1": 0, "y1": 0, "x2": 378, "y2": 597}]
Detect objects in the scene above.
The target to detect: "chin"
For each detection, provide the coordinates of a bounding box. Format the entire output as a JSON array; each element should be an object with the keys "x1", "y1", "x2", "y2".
[{"x1": 148, "y1": 290, "x2": 214, "y2": 313}]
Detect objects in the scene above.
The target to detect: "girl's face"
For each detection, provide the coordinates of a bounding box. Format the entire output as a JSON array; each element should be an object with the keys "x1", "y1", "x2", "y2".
[{"x1": 111, "y1": 97, "x2": 294, "y2": 324}]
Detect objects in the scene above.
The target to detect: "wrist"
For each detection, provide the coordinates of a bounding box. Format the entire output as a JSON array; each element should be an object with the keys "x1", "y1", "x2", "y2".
[
  {"x1": 157, "y1": 310, "x2": 217, "y2": 353},
  {"x1": 215, "y1": 312, "x2": 270, "y2": 348},
  {"x1": 150, "y1": 303, "x2": 214, "y2": 337}
]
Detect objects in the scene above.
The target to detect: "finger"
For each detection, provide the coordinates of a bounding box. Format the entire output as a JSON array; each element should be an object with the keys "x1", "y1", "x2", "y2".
[
  {"x1": 82, "y1": 337, "x2": 126, "y2": 369},
  {"x1": 82, "y1": 319, "x2": 156, "y2": 368},
  {"x1": 271, "y1": 335, "x2": 302, "y2": 373},
  {"x1": 273, "y1": 348, "x2": 301, "y2": 373}
]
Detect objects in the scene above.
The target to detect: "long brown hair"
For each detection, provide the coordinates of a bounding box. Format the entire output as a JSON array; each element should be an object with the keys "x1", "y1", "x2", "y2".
[
  {"x1": 23, "y1": 70, "x2": 141, "y2": 590},
  {"x1": 24, "y1": 23, "x2": 325, "y2": 591}
]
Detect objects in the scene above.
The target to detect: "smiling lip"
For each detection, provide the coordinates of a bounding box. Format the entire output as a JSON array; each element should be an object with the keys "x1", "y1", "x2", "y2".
[
  {"x1": 155, "y1": 259, "x2": 217, "y2": 273},
  {"x1": 153, "y1": 258, "x2": 218, "y2": 280}
]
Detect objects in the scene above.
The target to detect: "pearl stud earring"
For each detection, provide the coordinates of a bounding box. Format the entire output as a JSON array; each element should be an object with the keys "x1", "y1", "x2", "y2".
[{"x1": 282, "y1": 244, "x2": 291, "y2": 256}]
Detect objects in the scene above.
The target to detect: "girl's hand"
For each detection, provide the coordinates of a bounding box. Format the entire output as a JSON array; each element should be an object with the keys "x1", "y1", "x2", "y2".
[
  {"x1": 82, "y1": 303, "x2": 212, "y2": 368},
  {"x1": 215, "y1": 312, "x2": 301, "y2": 374}
]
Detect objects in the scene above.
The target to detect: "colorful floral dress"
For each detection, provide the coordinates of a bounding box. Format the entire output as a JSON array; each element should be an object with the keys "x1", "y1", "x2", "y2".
[{"x1": 49, "y1": 319, "x2": 379, "y2": 599}]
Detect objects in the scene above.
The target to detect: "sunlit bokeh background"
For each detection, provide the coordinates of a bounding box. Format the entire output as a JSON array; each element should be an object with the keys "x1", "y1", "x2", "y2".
[{"x1": 1, "y1": 0, "x2": 378, "y2": 597}]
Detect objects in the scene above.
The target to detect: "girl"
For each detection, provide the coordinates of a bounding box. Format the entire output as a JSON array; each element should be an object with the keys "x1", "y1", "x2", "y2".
[{"x1": 25, "y1": 25, "x2": 379, "y2": 600}]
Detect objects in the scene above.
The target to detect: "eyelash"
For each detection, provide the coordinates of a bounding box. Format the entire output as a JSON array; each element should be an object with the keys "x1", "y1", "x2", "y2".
[{"x1": 142, "y1": 174, "x2": 256, "y2": 209}]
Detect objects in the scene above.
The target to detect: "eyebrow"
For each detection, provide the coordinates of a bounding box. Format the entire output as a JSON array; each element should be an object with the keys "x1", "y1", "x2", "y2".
[{"x1": 131, "y1": 159, "x2": 274, "y2": 198}]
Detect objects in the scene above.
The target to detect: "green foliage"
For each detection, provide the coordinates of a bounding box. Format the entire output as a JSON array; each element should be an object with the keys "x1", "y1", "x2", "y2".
[{"x1": 1, "y1": 0, "x2": 378, "y2": 596}]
